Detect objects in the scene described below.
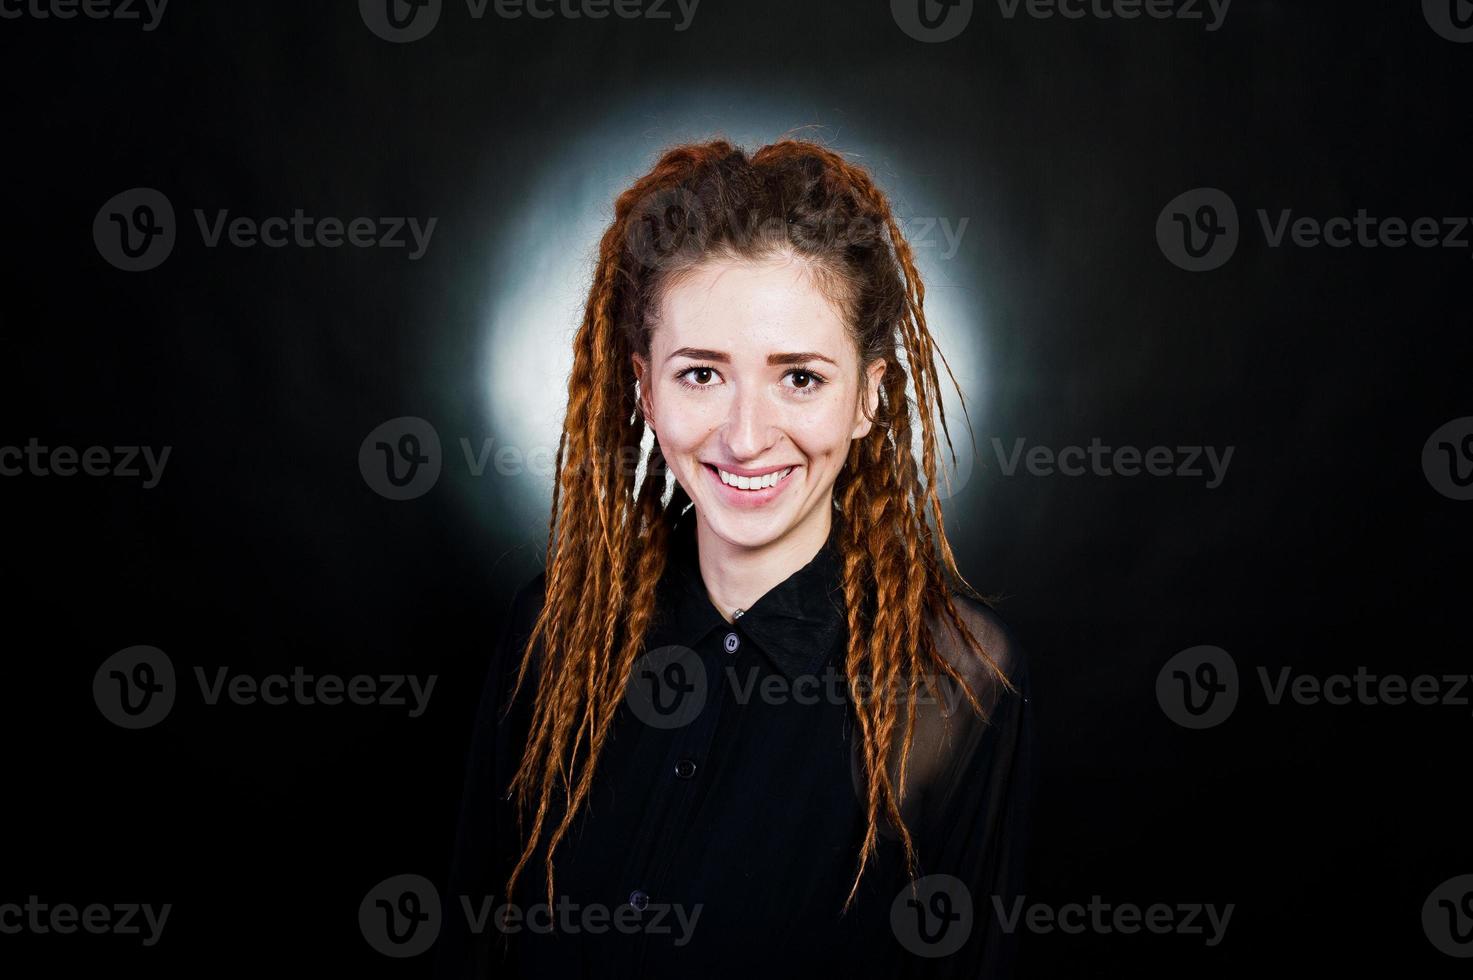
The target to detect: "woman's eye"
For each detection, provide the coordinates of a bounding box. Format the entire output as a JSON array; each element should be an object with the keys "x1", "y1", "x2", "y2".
[
  {"x1": 675, "y1": 365, "x2": 722, "y2": 389},
  {"x1": 785, "y1": 369, "x2": 827, "y2": 392},
  {"x1": 676, "y1": 365, "x2": 825, "y2": 393}
]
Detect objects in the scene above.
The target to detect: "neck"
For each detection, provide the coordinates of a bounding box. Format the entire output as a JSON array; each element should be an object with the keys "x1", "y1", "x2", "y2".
[{"x1": 694, "y1": 505, "x2": 832, "y2": 624}]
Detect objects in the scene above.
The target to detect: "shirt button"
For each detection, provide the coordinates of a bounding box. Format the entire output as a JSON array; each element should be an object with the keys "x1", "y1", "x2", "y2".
[
  {"x1": 674, "y1": 758, "x2": 697, "y2": 779},
  {"x1": 724, "y1": 631, "x2": 740, "y2": 654},
  {"x1": 629, "y1": 889, "x2": 650, "y2": 911}
]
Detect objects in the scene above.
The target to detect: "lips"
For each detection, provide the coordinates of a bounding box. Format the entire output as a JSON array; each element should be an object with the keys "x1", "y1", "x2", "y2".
[
  {"x1": 701, "y1": 462, "x2": 798, "y2": 507},
  {"x1": 712, "y1": 464, "x2": 793, "y2": 490}
]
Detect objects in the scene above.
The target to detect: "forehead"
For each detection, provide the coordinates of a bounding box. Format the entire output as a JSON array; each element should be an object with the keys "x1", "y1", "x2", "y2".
[{"x1": 653, "y1": 256, "x2": 851, "y2": 359}]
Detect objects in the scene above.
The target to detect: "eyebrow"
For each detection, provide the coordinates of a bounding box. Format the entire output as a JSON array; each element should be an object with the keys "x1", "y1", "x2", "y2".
[{"x1": 665, "y1": 347, "x2": 838, "y2": 367}]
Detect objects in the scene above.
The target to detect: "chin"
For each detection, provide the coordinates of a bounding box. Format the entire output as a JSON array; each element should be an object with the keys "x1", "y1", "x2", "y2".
[{"x1": 698, "y1": 508, "x2": 790, "y2": 550}]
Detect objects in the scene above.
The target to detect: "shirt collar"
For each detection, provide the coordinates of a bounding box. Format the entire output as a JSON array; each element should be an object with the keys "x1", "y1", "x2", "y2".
[{"x1": 648, "y1": 507, "x2": 847, "y2": 681}]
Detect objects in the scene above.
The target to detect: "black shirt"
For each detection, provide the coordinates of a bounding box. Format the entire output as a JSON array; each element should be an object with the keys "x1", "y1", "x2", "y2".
[{"x1": 438, "y1": 507, "x2": 1033, "y2": 978}]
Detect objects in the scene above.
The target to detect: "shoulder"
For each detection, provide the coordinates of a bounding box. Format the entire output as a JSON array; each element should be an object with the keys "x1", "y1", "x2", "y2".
[
  {"x1": 926, "y1": 587, "x2": 1029, "y2": 709},
  {"x1": 487, "y1": 569, "x2": 549, "y2": 682},
  {"x1": 508, "y1": 569, "x2": 549, "y2": 627}
]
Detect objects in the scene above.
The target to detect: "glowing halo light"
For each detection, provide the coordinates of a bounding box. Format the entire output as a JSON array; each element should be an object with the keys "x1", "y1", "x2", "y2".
[{"x1": 473, "y1": 92, "x2": 990, "y2": 543}]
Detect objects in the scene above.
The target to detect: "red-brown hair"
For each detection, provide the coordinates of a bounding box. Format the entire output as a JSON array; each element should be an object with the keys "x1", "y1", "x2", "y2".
[{"x1": 503, "y1": 136, "x2": 1015, "y2": 915}]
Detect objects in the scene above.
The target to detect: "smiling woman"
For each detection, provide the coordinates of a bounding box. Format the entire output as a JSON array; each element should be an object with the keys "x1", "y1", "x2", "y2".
[
  {"x1": 632, "y1": 257, "x2": 888, "y2": 541},
  {"x1": 440, "y1": 138, "x2": 1033, "y2": 979}
]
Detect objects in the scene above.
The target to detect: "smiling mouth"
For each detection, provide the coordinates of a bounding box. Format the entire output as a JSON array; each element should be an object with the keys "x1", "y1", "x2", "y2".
[{"x1": 703, "y1": 463, "x2": 795, "y2": 491}]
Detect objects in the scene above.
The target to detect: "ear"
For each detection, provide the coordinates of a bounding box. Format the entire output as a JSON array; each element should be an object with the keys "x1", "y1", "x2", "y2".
[
  {"x1": 631, "y1": 353, "x2": 655, "y2": 427},
  {"x1": 851, "y1": 356, "x2": 887, "y2": 441}
]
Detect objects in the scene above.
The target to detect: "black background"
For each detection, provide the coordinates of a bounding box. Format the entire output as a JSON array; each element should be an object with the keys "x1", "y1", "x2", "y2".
[{"x1": 2, "y1": 0, "x2": 1469, "y2": 975}]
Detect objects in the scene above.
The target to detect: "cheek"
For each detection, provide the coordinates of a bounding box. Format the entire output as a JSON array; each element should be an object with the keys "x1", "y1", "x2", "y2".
[
  {"x1": 649, "y1": 389, "x2": 713, "y2": 453},
  {"x1": 783, "y1": 399, "x2": 861, "y2": 457}
]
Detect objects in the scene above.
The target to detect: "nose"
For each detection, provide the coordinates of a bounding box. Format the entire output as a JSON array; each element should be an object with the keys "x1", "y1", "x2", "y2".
[{"x1": 720, "y1": 382, "x2": 780, "y2": 461}]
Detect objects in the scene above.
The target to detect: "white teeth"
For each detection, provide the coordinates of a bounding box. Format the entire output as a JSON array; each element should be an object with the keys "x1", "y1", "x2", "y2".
[{"x1": 717, "y1": 466, "x2": 792, "y2": 490}]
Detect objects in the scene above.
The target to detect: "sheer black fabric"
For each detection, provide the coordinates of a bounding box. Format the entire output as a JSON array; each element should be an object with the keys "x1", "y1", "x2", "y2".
[{"x1": 437, "y1": 507, "x2": 1033, "y2": 978}]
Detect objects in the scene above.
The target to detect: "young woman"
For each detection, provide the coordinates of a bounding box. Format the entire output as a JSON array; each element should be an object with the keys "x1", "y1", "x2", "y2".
[{"x1": 440, "y1": 138, "x2": 1033, "y2": 978}]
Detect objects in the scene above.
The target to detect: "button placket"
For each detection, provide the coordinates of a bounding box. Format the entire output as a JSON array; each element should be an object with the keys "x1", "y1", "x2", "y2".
[{"x1": 629, "y1": 635, "x2": 725, "y2": 967}]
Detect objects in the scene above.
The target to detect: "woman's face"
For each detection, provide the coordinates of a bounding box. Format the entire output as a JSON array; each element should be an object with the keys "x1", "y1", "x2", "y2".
[{"x1": 633, "y1": 254, "x2": 887, "y2": 552}]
